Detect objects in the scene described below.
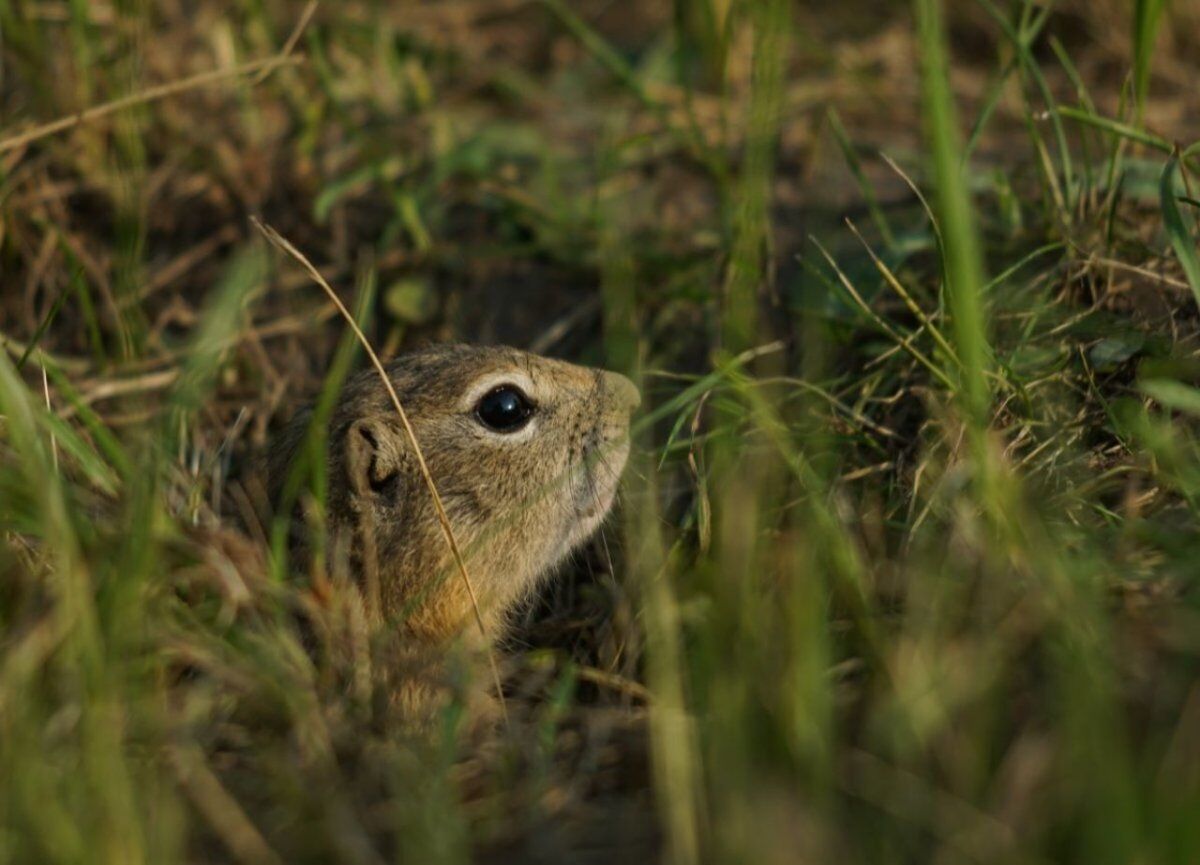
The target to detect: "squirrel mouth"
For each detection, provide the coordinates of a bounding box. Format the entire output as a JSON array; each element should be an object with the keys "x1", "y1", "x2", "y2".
[
  {"x1": 575, "y1": 474, "x2": 615, "y2": 520},
  {"x1": 573, "y1": 436, "x2": 629, "y2": 523},
  {"x1": 576, "y1": 489, "x2": 613, "y2": 521}
]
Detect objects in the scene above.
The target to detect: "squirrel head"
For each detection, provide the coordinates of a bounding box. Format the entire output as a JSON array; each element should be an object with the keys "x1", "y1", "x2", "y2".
[{"x1": 273, "y1": 344, "x2": 639, "y2": 644}]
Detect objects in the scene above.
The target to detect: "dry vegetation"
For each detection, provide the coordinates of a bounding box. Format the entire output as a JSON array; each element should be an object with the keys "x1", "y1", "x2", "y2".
[{"x1": 4, "y1": 0, "x2": 1200, "y2": 862}]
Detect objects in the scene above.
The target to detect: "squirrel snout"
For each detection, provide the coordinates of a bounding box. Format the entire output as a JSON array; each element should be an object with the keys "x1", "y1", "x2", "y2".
[{"x1": 602, "y1": 371, "x2": 641, "y2": 414}]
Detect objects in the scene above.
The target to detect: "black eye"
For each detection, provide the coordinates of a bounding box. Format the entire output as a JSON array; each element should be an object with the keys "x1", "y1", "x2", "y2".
[{"x1": 475, "y1": 385, "x2": 535, "y2": 432}]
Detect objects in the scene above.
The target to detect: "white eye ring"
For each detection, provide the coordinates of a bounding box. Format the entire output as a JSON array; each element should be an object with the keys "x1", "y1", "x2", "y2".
[
  {"x1": 461, "y1": 371, "x2": 539, "y2": 441},
  {"x1": 461, "y1": 371, "x2": 537, "y2": 411}
]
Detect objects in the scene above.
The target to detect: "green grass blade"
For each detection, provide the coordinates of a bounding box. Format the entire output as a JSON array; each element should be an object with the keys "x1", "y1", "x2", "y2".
[
  {"x1": 720, "y1": 0, "x2": 787, "y2": 352},
  {"x1": 0, "y1": 351, "x2": 149, "y2": 863},
  {"x1": 1133, "y1": 0, "x2": 1167, "y2": 121},
  {"x1": 538, "y1": 0, "x2": 726, "y2": 183},
  {"x1": 915, "y1": 0, "x2": 992, "y2": 427},
  {"x1": 1057, "y1": 106, "x2": 1189, "y2": 157},
  {"x1": 974, "y1": 0, "x2": 1075, "y2": 211},
  {"x1": 1049, "y1": 35, "x2": 1097, "y2": 199},
  {"x1": 269, "y1": 266, "x2": 373, "y2": 579},
  {"x1": 15, "y1": 287, "x2": 68, "y2": 372},
  {"x1": 42, "y1": 362, "x2": 134, "y2": 481},
  {"x1": 963, "y1": 3, "x2": 1052, "y2": 165},
  {"x1": 827, "y1": 108, "x2": 896, "y2": 248},
  {"x1": 809, "y1": 236, "x2": 957, "y2": 390},
  {"x1": 1140, "y1": 378, "x2": 1200, "y2": 417},
  {"x1": 166, "y1": 244, "x2": 266, "y2": 427},
  {"x1": 1160, "y1": 154, "x2": 1200, "y2": 310}
]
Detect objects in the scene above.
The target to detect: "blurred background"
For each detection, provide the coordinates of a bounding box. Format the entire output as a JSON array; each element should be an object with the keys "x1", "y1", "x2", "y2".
[{"x1": 3, "y1": 1, "x2": 1200, "y2": 863}]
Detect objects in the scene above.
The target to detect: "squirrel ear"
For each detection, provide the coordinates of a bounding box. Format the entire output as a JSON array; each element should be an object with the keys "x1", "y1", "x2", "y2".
[{"x1": 346, "y1": 418, "x2": 408, "y2": 498}]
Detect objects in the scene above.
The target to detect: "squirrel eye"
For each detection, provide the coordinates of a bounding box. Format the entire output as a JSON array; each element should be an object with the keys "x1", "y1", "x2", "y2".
[{"x1": 475, "y1": 385, "x2": 535, "y2": 433}]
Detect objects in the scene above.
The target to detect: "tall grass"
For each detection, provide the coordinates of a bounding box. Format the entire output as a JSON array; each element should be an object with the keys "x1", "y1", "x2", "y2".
[{"x1": 4, "y1": 1, "x2": 1200, "y2": 863}]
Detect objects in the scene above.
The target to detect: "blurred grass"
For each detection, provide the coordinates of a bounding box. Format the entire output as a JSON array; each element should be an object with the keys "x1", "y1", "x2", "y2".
[{"x1": 4, "y1": 0, "x2": 1200, "y2": 863}]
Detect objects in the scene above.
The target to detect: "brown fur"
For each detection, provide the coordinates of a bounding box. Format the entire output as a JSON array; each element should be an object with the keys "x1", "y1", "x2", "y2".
[{"x1": 269, "y1": 344, "x2": 639, "y2": 655}]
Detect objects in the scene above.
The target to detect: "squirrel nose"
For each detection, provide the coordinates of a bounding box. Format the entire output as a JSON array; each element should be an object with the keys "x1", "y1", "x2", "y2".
[{"x1": 603, "y1": 371, "x2": 641, "y2": 413}]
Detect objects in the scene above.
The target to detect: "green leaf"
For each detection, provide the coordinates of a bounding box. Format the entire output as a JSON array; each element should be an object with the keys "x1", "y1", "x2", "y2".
[{"x1": 1089, "y1": 334, "x2": 1145, "y2": 370}]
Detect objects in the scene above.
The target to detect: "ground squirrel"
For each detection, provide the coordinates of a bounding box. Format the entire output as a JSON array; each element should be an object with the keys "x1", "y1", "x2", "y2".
[{"x1": 269, "y1": 344, "x2": 640, "y2": 657}]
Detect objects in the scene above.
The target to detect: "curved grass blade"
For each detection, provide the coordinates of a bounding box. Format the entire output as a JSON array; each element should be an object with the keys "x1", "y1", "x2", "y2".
[{"x1": 1160, "y1": 154, "x2": 1200, "y2": 311}]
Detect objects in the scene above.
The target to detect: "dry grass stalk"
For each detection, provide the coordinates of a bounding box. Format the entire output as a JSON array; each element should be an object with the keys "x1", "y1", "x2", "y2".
[
  {"x1": 0, "y1": 55, "x2": 303, "y2": 157},
  {"x1": 250, "y1": 217, "x2": 509, "y2": 724}
]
